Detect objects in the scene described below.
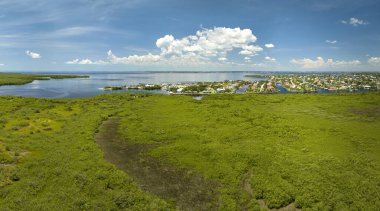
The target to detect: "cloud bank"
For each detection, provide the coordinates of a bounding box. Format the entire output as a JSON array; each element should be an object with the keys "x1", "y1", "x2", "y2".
[
  {"x1": 64, "y1": 26, "x2": 368, "y2": 71},
  {"x1": 341, "y1": 17, "x2": 369, "y2": 26},
  {"x1": 65, "y1": 58, "x2": 108, "y2": 65},
  {"x1": 67, "y1": 27, "x2": 264, "y2": 66},
  {"x1": 291, "y1": 57, "x2": 361, "y2": 68},
  {"x1": 368, "y1": 57, "x2": 380, "y2": 66}
]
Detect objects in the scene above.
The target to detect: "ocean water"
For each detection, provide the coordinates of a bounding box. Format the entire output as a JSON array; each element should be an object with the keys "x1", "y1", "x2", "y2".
[{"x1": 0, "y1": 72, "x2": 264, "y2": 98}]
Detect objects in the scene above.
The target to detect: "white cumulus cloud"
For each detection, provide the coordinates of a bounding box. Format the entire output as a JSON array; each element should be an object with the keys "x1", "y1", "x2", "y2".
[
  {"x1": 0, "y1": 63, "x2": 4, "y2": 66},
  {"x1": 66, "y1": 58, "x2": 108, "y2": 65},
  {"x1": 325, "y1": 40, "x2": 337, "y2": 44},
  {"x1": 265, "y1": 43, "x2": 274, "y2": 48},
  {"x1": 265, "y1": 56, "x2": 276, "y2": 61},
  {"x1": 107, "y1": 50, "x2": 161, "y2": 64},
  {"x1": 341, "y1": 17, "x2": 369, "y2": 26},
  {"x1": 368, "y1": 57, "x2": 380, "y2": 66},
  {"x1": 238, "y1": 45, "x2": 263, "y2": 56},
  {"x1": 25, "y1": 50, "x2": 41, "y2": 59},
  {"x1": 291, "y1": 57, "x2": 361, "y2": 68},
  {"x1": 156, "y1": 27, "x2": 262, "y2": 58}
]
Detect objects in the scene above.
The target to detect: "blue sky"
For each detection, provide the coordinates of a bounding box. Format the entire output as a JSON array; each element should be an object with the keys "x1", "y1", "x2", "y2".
[{"x1": 0, "y1": 0, "x2": 380, "y2": 72}]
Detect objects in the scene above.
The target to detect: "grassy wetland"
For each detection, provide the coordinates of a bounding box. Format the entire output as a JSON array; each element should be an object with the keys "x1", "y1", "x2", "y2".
[
  {"x1": 0, "y1": 73, "x2": 89, "y2": 86},
  {"x1": 0, "y1": 86, "x2": 379, "y2": 210}
]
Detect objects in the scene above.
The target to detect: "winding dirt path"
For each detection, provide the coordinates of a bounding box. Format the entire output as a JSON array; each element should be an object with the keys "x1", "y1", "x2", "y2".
[{"x1": 95, "y1": 118, "x2": 219, "y2": 210}]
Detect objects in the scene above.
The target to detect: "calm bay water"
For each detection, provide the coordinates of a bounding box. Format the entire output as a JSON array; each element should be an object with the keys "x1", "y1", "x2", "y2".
[{"x1": 0, "y1": 72, "x2": 263, "y2": 98}]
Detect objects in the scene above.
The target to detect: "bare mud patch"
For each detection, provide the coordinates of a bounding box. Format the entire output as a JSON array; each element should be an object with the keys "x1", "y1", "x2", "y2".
[{"x1": 95, "y1": 118, "x2": 219, "y2": 210}]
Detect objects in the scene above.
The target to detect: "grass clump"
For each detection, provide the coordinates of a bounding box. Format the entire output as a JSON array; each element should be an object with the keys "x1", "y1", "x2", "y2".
[{"x1": 0, "y1": 144, "x2": 13, "y2": 164}]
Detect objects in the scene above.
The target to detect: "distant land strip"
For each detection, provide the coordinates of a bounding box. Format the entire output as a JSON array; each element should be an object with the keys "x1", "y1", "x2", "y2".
[{"x1": 0, "y1": 73, "x2": 89, "y2": 86}]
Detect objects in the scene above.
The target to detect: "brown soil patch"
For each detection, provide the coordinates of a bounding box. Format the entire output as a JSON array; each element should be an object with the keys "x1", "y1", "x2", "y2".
[
  {"x1": 95, "y1": 118, "x2": 219, "y2": 210},
  {"x1": 349, "y1": 106, "x2": 380, "y2": 119}
]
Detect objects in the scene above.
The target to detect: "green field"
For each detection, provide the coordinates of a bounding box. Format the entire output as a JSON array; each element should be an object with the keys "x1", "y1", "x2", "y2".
[
  {"x1": 0, "y1": 92, "x2": 379, "y2": 210},
  {"x1": 0, "y1": 73, "x2": 89, "y2": 86}
]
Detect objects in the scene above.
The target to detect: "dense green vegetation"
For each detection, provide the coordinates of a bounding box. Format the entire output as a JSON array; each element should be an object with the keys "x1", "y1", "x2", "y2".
[
  {"x1": 104, "y1": 86, "x2": 124, "y2": 91},
  {"x1": 0, "y1": 92, "x2": 379, "y2": 210},
  {"x1": 182, "y1": 83, "x2": 208, "y2": 92},
  {"x1": 0, "y1": 73, "x2": 89, "y2": 86}
]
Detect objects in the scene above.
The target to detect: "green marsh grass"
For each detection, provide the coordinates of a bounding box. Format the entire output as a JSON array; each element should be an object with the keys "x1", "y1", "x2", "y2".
[{"x1": 0, "y1": 92, "x2": 379, "y2": 210}]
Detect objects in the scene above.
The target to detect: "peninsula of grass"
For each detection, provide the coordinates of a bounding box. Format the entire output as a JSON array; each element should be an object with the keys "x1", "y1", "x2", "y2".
[
  {"x1": 0, "y1": 73, "x2": 89, "y2": 86},
  {"x1": 0, "y1": 92, "x2": 379, "y2": 210}
]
